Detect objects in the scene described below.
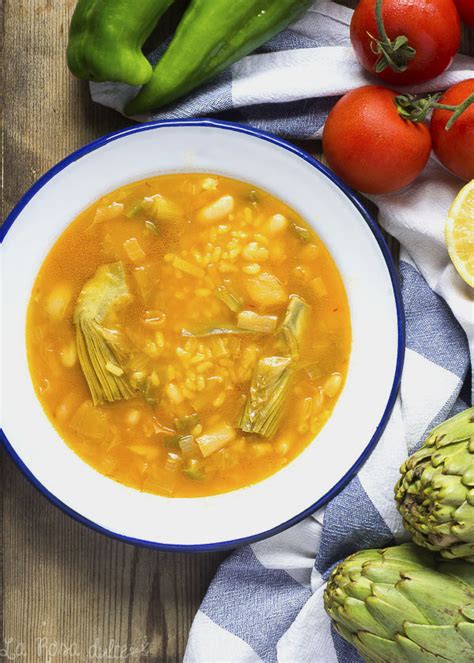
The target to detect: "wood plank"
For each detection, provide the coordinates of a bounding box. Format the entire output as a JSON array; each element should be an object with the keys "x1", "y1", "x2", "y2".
[
  {"x1": 1, "y1": 3, "x2": 225, "y2": 662},
  {"x1": 1, "y1": 0, "x2": 472, "y2": 660},
  {"x1": 2, "y1": 451, "x2": 224, "y2": 662},
  {"x1": 0, "y1": 354, "x2": 226, "y2": 649}
]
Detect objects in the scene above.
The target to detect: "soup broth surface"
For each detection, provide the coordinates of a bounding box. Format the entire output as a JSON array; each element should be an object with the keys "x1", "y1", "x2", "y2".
[{"x1": 27, "y1": 174, "x2": 351, "y2": 497}]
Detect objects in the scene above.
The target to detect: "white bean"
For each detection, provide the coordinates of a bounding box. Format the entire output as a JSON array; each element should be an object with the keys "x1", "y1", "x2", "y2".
[
  {"x1": 324, "y1": 373, "x2": 342, "y2": 398},
  {"x1": 60, "y1": 342, "x2": 77, "y2": 368},
  {"x1": 46, "y1": 284, "x2": 72, "y2": 320},
  {"x1": 242, "y1": 242, "x2": 269, "y2": 262},
  {"x1": 198, "y1": 195, "x2": 234, "y2": 223},
  {"x1": 166, "y1": 383, "x2": 183, "y2": 405},
  {"x1": 201, "y1": 177, "x2": 218, "y2": 191},
  {"x1": 265, "y1": 213, "x2": 288, "y2": 235},
  {"x1": 125, "y1": 409, "x2": 141, "y2": 426}
]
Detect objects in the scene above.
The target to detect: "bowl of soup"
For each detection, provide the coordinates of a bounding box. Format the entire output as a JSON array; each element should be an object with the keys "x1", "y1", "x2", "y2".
[{"x1": 1, "y1": 119, "x2": 403, "y2": 550}]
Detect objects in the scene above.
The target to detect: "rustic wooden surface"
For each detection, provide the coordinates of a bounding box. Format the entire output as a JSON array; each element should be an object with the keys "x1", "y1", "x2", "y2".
[{"x1": 1, "y1": 1, "x2": 472, "y2": 661}]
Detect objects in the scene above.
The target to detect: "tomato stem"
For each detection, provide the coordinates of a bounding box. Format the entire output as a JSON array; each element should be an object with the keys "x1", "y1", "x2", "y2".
[
  {"x1": 395, "y1": 93, "x2": 474, "y2": 129},
  {"x1": 368, "y1": 0, "x2": 416, "y2": 74},
  {"x1": 438, "y1": 94, "x2": 474, "y2": 130}
]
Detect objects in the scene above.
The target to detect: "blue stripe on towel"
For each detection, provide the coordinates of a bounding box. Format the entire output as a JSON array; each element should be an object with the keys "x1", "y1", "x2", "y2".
[
  {"x1": 200, "y1": 546, "x2": 310, "y2": 662},
  {"x1": 315, "y1": 477, "x2": 394, "y2": 577},
  {"x1": 400, "y1": 261, "x2": 469, "y2": 379},
  {"x1": 237, "y1": 97, "x2": 336, "y2": 139},
  {"x1": 261, "y1": 30, "x2": 321, "y2": 52},
  {"x1": 149, "y1": 69, "x2": 233, "y2": 122}
]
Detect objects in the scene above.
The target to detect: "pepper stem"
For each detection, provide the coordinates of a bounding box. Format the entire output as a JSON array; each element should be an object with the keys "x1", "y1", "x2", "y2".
[
  {"x1": 368, "y1": 0, "x2": 416, "y2": 74},
  {"x1": 395, "y1": 93, "x2": 474, "y2": 130}
]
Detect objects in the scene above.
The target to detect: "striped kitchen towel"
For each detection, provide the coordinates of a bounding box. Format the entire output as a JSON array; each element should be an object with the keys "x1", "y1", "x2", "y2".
[
  {"x1": 184, "y1": 185, "x2": 472, "y2": 663},
  {"x1": 91, "y1": 2, "x2": 474, "y2": 661}
]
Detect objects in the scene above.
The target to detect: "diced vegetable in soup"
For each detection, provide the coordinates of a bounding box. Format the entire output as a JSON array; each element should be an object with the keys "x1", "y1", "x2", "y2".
[{"x1": 27, "y1": 174, "x2": 351, "y2": 497}]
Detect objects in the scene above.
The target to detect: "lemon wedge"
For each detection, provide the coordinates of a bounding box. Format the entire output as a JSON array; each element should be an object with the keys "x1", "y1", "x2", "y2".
[{"x1": 445, "y1": 180, "x2": 474, "y2": 288}]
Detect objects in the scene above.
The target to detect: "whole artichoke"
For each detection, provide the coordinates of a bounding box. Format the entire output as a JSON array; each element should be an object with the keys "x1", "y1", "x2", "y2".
[
  {"x1": 324, "y1": 543, "x2": 474, "y2": 662},
  {"x1": 395, "y1": 407, "x2": 474, "y2": 562}
]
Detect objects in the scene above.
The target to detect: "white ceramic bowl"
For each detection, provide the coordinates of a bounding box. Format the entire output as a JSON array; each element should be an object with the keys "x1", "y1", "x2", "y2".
[{"x1": 0, "y1": 119, "x2": 404, "y2": 551}]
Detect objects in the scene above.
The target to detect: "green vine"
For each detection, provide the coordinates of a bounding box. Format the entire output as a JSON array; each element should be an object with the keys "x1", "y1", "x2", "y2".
[
  {"x1": 368, "y1": 0, "x2": 416, "y2": 73},
  {"x1": 396, "y1": 93, "x2": 474, "y2": 130}
]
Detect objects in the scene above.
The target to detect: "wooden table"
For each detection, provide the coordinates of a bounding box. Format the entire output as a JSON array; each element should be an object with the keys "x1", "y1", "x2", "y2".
[{"x1": 1, "y1": 2, "x2": 472, "y2": 661}]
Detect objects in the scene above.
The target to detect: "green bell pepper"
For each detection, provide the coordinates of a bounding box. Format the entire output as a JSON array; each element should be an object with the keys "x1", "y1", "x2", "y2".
[
  {"x1": 67, "y1": 0, "x2": 176, "y2": 86},
  {"x1": 126, "y1": 0, "x2": 313, "y2": 115}
]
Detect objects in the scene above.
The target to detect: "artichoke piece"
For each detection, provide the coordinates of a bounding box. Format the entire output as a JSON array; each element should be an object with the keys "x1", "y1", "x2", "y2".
[
  {"x1": 324, "y1": 542, "x2": 474, "y2": 663},
  {"x1": 237, "y1": 311, "x2": 278, "y2": 333},
  {"x1": 215, "y1": 285, "x2": 243, "y2": 313},
  {"x1": 238, "y1": 356, "x2": 293, "y2": 438},
  {"x1": 142, "y1": 193, "x2": 182, "y2": 223},
  {"x1": 196, "y1": 423, "x2": 236, "y2": 458},
  {"x1": 138, "y1": 374, "x2": 160, "y2": 408},
  {"x1": 183, "y1": 459, "x2": 205, "y2": 481},
  {"x1": 291, "y1": 222, "x2": 311, "y2": 243},
  {"x1": 181, "y1": 326, "x2": 256, "y2": 337},
  {"x1": 74, "y1": 261, "x2": 135, "y2": 405},
  {"x1": 395, "y1": 407, "x2": 474, "y2": 562},
  {"x1": 175, "y1": 413, "x2": 200, "y2": 434},
  {"x1": 278, "y1": 294, "x2": 311, "y2": 358}
]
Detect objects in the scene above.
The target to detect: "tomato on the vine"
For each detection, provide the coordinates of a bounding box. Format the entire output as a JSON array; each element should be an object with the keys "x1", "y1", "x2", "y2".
[
  {"x1": 454, "y1": 0, "x2": 474, "y2": 27},
  {"x1": 431, "y1": 80, "x2": 474, "y2": 182},
  {"x1": 350, "y1": 0, "x2": 461, "y2": 85},
  {"x1": 322, "y1": 86, "x2": 432, "y2": 195}
]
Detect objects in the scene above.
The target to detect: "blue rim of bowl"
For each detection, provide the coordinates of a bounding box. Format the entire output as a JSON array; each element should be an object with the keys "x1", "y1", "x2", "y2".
[{"x1": 0, "y1": 118, "x2": 405, "y2": 552}]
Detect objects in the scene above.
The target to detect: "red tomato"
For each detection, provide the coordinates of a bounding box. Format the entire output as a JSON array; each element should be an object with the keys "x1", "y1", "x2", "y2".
[
  {"x1": 454, "y1": 0, "x2": 474, "y2": 26},
  {"x1": 351, "y1": 0, "x2": 461, "y2": 85},
  {"x1": 431, "y1": 79, "x2": 474, "y2": 182},
  {"x1": 322, "y1": 86, "x2": 432, "y2": 195}
]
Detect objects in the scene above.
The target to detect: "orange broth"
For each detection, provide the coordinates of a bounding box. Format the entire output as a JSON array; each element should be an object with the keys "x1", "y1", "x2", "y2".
[{"x1": 27, "y1": 174, "x2": 351, "y2": 497}]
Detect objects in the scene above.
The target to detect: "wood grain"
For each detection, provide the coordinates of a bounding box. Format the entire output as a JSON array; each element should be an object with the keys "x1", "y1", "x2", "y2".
[
  {"x1": 1, "y1": 1, "x2": 472, "y2": 661},
  {"x1": 1, "y1": 3, "x2": 224, "y2": 662}
]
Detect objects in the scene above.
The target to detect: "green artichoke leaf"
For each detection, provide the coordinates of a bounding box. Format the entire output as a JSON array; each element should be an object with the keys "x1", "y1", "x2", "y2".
[
  {"x1": 433, "y1": 473, "x2": 470, "y2": 507},
  {"x1": 276, "y1": 294, "x2": 310, "y2": 359},
  {"x1": 237, "y1": 356, "x2": 293, "y2": 438},
  {"x1": 442, "y1": 445, "x2": 474, "y2": 477},
  {"x1": 399, "y1": 568, "x2": 474, "y2": 625},
  {"x1": 458, "y1": 622, "x2": 474, "y2": 647},
  {"x1": 429, "y1": 408, "x2": 474, "y2": 449},
  {"x1": 465, "y1": 468, "x2": 474, "y2": 487},
  {"x1": 324, "y1": 543, "x2": 474, "y2": 663},
  {"x1": 404, "y1": 623, "x2": 474, "y2": 662},
  {"x1": 362, "y1": 559, "x2": 425, "y2": 585},
  {"x1": 75, "y1": 261, "x2": 131, "y2": 323},
  {"x1": 332, "y1": 621, "x2": 357, "y2": 648},
  {"x1": 349, "y1": 549, "x2": 383, "y2": 564},
  {"x1": 441, "y1": 560, "x2": 474, "y2": 588},
  {"x1": 365, "y1": 595, "x2": 414, "y2": 641},
  {"x1": 451, "y1": 504, "x2": 474, "y2": 539},
  {"x1": 395, "y1": 407, "x2": 474, "y2": 562},
  {"x1": 376, "y1": 544, "x2": 434, "y2": 567},
  {"x1": 74, "y1": 261, "x2": 135, "y2": 405},
  {"x1": 336, "y1": 596, "x2": 389, "y2": 639},
  {"x1": 358, "y1": 631, "x2": 426, "y2": 663},
  {"x1": 461, "y1": 605, "x2": 474, "y2": 621},
  {"x1": 394, "y1": 633, "x2": 441, "y2": 663},
  {"x1": 368, "y1": 584, "x2": 429, "y2": 631},
  {"x1": 343, "y1": 577, "x2": 373, "y2": 601}
]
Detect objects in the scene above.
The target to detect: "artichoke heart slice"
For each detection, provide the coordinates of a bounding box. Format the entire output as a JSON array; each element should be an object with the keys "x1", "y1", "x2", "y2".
[
  {"x1": 238, "y1": 356, "x2": 293, "y2": 438},
  {"x1": 74, "y1": 261, "x2": 135, "y2": 405},
  {"x1": 278, "y1": 294, "x2": 310, "y2": 358}
]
